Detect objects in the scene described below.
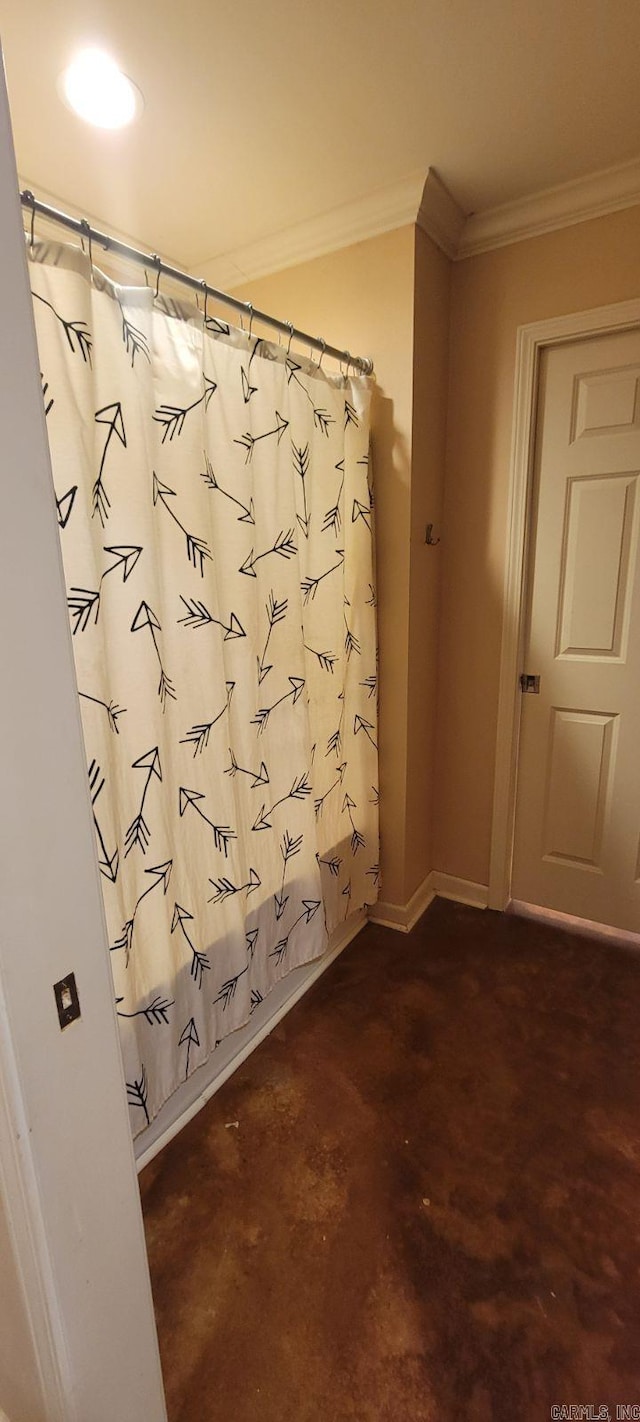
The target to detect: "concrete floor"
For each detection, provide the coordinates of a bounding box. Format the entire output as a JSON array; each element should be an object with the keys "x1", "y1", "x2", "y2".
[{"x1": 140, "y1": 897, "x2": 640, "y2": 1421}]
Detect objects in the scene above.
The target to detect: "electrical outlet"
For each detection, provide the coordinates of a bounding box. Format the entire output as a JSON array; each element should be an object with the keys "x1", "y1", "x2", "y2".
[{"x1": 54, "y1": 972, "x2": 81, "y2": 1029}]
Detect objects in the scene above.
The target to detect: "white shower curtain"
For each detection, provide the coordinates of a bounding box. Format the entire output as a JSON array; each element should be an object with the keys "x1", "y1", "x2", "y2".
[{"x1": 29, "y1": 239, "x2": 378, "y2": 1132}]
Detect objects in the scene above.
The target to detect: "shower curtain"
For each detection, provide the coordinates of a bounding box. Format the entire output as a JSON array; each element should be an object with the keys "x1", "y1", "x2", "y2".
[{"x1": 29, "y1": 239, "x2": 378, "y2": 1133}]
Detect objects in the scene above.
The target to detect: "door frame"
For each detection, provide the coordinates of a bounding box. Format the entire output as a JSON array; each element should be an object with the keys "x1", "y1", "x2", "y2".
[{"x1": 488, "y1": 297, "x2": 640, "y2": 911}]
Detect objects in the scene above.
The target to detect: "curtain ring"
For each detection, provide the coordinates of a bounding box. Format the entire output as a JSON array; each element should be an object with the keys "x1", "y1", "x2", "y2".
[
  {"x1": 201, "y1": 279, "x2": 208, "y2": 327},
  {"x1": 286, "y1": 322, "x2": 294, "y2": 357},
  {"x1": 318, "y1": 337, "x2": 326, "y2": 370},
  {"x1": 151, "y1": 255, "x2": 162, "y2": 301},
  {"x1": 24, "y1": 189, "x2": 36, "y2": 248},
  {"x1": 344, "y1": 350, "x2": 352, "y2": 379},
  {"x1": 246, "y1": 301, "x2": 254, "y2": 340},
  {"x1": 79, "y1": 218, "x2": 93, "y2": 272}
]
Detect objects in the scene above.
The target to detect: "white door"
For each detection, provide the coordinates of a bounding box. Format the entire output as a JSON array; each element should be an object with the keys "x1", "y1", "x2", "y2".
[{"x1": 512, "y1": 327, "x2": 640, "y2": 933}]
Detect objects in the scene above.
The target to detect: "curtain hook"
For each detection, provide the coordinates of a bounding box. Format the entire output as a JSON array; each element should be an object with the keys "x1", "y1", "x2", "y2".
[
  {"x1": 79, "y1": 218, "x2": 93, "y2": 271},
  {"x1": 24, "y1": 189, "x2": 36, "y2": 249},
  {"x1": 246, "y1": 301, "x2": 254, "y2": 341},
  {"x1": 151, "y1": 254, "x2": 162, "y2": 301},
  {"x1": 201, "y1": 279, "x2": 209, "y2": 327},
  {"x1": 344, "y1": 350, "x2": 352, "y2": 379},
  {"x1": 318, "y1": 337, "x2": 326, "y2": 370},
  {"x1": 286, "y1": 321, "x2": 294, "y2": 357}
]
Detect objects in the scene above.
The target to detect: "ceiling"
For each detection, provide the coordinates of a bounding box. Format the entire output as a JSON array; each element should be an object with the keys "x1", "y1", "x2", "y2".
[{"x1": 3, "y1": 0, "x2": 640, "y2": 275}]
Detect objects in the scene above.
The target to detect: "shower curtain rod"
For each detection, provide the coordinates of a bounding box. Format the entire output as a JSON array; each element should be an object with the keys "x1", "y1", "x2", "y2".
[{"x1": 20, "y1": 189, "x2": 374, "y2": 376}]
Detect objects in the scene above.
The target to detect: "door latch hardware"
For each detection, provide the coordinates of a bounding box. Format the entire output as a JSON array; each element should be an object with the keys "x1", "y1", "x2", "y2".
[{"x1": 520, "y1": 673, "x2": 540, "y2": 694}]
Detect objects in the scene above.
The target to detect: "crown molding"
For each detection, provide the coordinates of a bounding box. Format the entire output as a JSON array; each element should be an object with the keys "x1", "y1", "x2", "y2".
[
  {"x1": 458, "y1": 156, "x2": 640, "y2": 259},
  {"x1": 416, "y1": 169, "x2": 467, "y2": 259},
  {"x1": 195, "y1": 171, "x2": 428, "y2": 290}
]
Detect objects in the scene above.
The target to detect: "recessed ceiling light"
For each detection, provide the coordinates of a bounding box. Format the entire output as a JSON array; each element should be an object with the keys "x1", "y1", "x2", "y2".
[{"x1": 60, "y1": 48, "x2": 142, "y2": 130}]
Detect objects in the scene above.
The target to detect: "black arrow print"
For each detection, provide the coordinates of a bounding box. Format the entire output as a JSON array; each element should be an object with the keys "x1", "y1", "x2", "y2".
[
  {"x1": 304, "y1": 644, "x2": 337, "y2": 673},
  {"x1": 240, "y1": 337, "x2": 261, "y2": 404},
  {"x1": 171, "y1": 902, "x2": 210, "y2": 989},
  {"x1": 316, "y1": 851, "x2": 343, "y2": 878},
  {"x1": 274, "y1": 830, "x2": 303, "y2": 920},
  {"x1": 32, "y1": 292, "x2": 93, "y2": 364},
  {"x1": 215, "y1": 963, "x2": 249, "y2": 1010},
  {"x1": 326, "y1": 689, "x2": 346, "y2": 759},
  {"x1": 56, "y1": 485, "x2": 77, "y2": 529},
  {"x1": 252, "y1": 773, "x2": 311, "y2": 831},
  {"x1": 314, "y1": 762, "x2": 347, "y2": 817},
  {"x1": 251, "y1": 676, "x2": 305, "y2": 734},
  {"x1": 41, "y1": 373, "x2": 53, "y2": 417},
  {"x1": 292, "y1": 442, "x2": 310, "y2": 537},
  {"x1": 179, "y1": 1017, "x2": 200, "y2": 1080},
  {"x1": 200, "y1": 453, "x2": 255, "y2": 524},
  {"x1": 180, "y1": 681, "x2": 235, "y2": 756},
  {"x1": 343, "y1": 792, "x2": 365, "y2": 853},
  {"x1": 208, "y1": 867, "x2": 261, "y2": 904},
  {"x1": 153, "y1": 375, "x2": 216, "y2": 442},
  {"x1": 352, "y1": 498, "x2": 372, "y2": 531},
  {"x1": 250, "y1": 988, "x2": 263, "y2": 1015},
  {"x1": 234, "y1": 411, "x2": 289, "y2": 464},
  {"x1": 366, "y1": 863, "x2": 381, "y2": 887},
  {"x1": 322, "y1": 460, "x2": 344, "y2": 535},
  {"x1": 131, "y1": 601, "x2": 176, "y2": 710},
  {"x1": 285, "y1": 359, "x2": 336, "y2": 438},
  {"x1": 257, "y1": 591, "x2": 287, "y2": 684},
  {"x1": 93, "y1": 403, "x2": 126, "y2": 526},
  {"x1": 366, "y1": 583, "x2": 377, "y2": 607},
  {"x1": 270, "y1": 899, "x2": 322, "y2": 965},
  {"x1": 345, "y1": 399, "x2": 359, "y2": 430},
  {"x1": 88, "y1": 759, "x2": 119, "y2": 883},
  {"x1": 152, "y1": 473, "x2": 212, "y2": 576},
  {"x1": 313, "y1": 408, "x2": 334, "y2": 437},
  {"x1": 111, "y1": 860, "x2": 172, "y2": 966},
  {"x1": 177, "y1": 595, "x2": 245, "y2": 640},
  {"x1": 124, "y1": 747, "x2": 162, "y2": 857},
  {"x1": 68, "y1": 545, "x2": 143, "y2": 634},
  {"x1": 117, "y1": 300, "x2": 150, "y2": 368},
  {"x1": 116, "y1": 993, "x2": 174, "y2": 1024},
  {"x1": 342, "y1": 880, "x2": 352, "y2": 920},
  {"x1": 239, "y1": 529, "x2": 297, "y2": 578},
  {"x1": 360, "y1": 674, "x2": 377, "y2": 700},
  {"x1": 354, "y1": 713, "x2": 378, "y2": 751},
  {"x1": 126, "y1": 1065, "x2": 150, "y2": 1125},
  {"x1": 344, "y1": 614, "x2": 361, "y2": 661},
  {"x1": 179, "y1": 786, "x2": 236, "y2": 857},
  {"x1": 241, "y1": 368, "x2": 258, "y2": 404},
  {"x1": 78, "y1": 691, "x2": 126, "y2": 734},
  {"x1": 246, "y1": 928, "x2": 259, "y2": 959},
  {"x1": 205, "y1": 316, "x2": 230, "y2": 336},
  {"x1": 225, "y1": 749, "x2": 269, "y2": 788},
  {"x1": 301, "y1": 550, "x2": 344, "y2": 605}
]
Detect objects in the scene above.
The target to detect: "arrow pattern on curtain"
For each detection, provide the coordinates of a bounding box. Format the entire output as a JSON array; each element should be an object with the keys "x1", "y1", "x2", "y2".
[{"x1": 30, "y1": 240, "x2": 378, "y2": 1135}]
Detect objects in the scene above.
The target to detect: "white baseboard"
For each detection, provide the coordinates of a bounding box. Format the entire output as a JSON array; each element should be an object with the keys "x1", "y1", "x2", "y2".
[
  {"x1": 368, "y1": 870, "x2": 488, "y2": 932},
  {"x1": 368, "y1": 875, "x2": 435, "y2": 932},
  {"x1": 429, "y1": 872, "x2": 489, "y2": 910},
  {"x1": 135, "y1": 909, "x2": 367, "y2": 1172}
]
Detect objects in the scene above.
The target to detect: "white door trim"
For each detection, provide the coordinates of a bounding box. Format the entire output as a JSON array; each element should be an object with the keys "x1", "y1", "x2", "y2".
[{"x1": 488, "y1": 297, "x2": 640, "y2": 911}]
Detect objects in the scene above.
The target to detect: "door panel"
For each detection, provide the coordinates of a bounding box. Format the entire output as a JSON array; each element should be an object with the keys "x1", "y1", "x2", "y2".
[
  {"x1": 556, "y1": 473, "x2": 638, "y2": 659},
  {"x1": 512, "y1": 328, "x2": 640, "y2": 932},
  {"x1": 542, "y1": 708, "x2": 617, "y2": 869}
]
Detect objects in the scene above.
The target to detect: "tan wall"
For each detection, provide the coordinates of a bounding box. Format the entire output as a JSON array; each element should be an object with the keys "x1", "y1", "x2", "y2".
[
  {"x1": 405, "y1": 227, "x2": 451, "y2": 901},
  {"x1": 435, "y1": 204, "x2": 640, "y2": 886},
  {"x1": 232, "y1": 227, "x2": 417, "y2": 905}
]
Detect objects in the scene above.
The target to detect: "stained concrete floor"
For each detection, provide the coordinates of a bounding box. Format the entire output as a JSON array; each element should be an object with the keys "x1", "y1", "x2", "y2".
[{"x1": 140, "y1": 898, "x2": 640, "y2": 1421}]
